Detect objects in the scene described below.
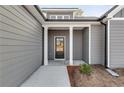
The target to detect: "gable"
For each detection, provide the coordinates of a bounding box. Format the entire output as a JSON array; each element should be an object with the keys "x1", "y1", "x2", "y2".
[
  {"x1": 104, "y1": 5, "x2": 124, "y2": 19},
  {"x1": 114, "y1": 8, "x2": 124, "y2": 17}
]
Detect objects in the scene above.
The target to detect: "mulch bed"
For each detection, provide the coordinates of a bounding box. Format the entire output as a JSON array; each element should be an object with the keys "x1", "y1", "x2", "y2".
[{"x1": 67, "y1": 65, "x2": 124, "y2": 87}]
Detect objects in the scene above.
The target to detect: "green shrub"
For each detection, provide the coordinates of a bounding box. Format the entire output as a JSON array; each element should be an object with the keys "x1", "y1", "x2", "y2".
[{"x1": 79, "y1": 64, "x2": 92, "y2": 75}]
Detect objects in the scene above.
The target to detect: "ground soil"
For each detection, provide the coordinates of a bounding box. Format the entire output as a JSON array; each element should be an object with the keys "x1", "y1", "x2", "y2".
[{"x1": 67, "y1": 65, "x2": 124, "y2": 87}]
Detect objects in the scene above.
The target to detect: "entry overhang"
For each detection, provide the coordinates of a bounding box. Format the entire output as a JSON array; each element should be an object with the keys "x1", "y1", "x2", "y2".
[{"x1": 43, "y1": 21, "x2": 101, "y2": 28}]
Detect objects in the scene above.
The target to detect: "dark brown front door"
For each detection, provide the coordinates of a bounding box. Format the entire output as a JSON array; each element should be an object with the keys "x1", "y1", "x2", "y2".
[{"x1": 55, "y1": 37, "x2": 65, "y2": 59}]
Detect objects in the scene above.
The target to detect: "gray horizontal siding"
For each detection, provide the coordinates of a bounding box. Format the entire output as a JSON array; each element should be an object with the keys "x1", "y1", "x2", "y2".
[
  {"x1": 91, "y1": 25, "x2": 105, "y2": 65},
  {"x1": 114, "y1": 8, "x2": 124, "y2": 17},
  {"x1": 0, "y1": 5, "x2": 43, "y2": 87},
  {"x1": 109, "y1": 20, "x2": 124, "y2": 68}
]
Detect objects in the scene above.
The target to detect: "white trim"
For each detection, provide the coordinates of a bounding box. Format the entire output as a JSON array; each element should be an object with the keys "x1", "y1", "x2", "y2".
[
  {"x1": 42, "y1": 9, "x2": 78, "y2": 12},
  {"x1": 107, "y1": 20, "x2": 110, "y2": 68},
  {"x1": 72, "y1": 12, "x2": 75, "y2": 19},
  {"x1": 107, "y1": 5, "x2": 124, "y2": 18},
  {"x1": 110, "y1": 18, "x2": 124, "y2": 20},
  {"x1": 46, "y1": 25, "x2": 91, "y2": 28},
  {"x1": 44, "y1": 24, "x2": 92, "y2": 65},
  {"x1": 106, "y1": 69, "x2": 119, "y2": 77},
  {"x1": 54, "y1": 36, "x2": 66, "y2": 60},
  {"x1": 45, "y1": 22, "x2": 101, "y2": 26},
  {"x1": 88, "y1": 25, "x2": 91, "y2": 64},
  {"x1": 69, "y1": 26, "x2": 73, "y2": 65},
  {"x1": 24, "y1": 6, "x2": 45, "y2": 24},
  {"x1": 44, "y1": 26, "x2": 48, "y2": 65}
]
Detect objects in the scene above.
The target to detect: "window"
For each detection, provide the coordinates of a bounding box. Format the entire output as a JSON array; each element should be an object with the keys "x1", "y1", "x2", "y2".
[
  {"x1": 64, "y1": 15, "x2": 70, "y2": 19},
  {"x1": 57, "y1": 16, "x2": 63, "y2": 19},
  {"x1": 50, "y1": 15, "x2": 56, "y2": 19},
  {"x1": 49, "y1": 15, "x2": 70, "y2": 19}
]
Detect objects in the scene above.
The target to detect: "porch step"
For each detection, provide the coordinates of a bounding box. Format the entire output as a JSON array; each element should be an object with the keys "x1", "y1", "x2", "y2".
[{"x1": 106, "y1": 69, "x2": 119, "y2": 77}]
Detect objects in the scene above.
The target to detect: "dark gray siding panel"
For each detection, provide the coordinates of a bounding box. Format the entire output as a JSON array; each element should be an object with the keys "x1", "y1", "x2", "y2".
[
  {"x1": 0, "y1": 5, "x2": 43, "y2": 87},
  {"x1": 82, "y1": 28, "x2": 89, "y2": 63},
  {"x1": 109, "y1": 20, "x2": 124, "y2": 68},
  {"x1": 73, "y1": 30, "x2": 83, "y2": 60},
  {"x1": 91, "y1": 25, "x2": 105, "y2": 65},
  {"x1": 48, "y1": 30, "x2": 69, "y2": 60}
]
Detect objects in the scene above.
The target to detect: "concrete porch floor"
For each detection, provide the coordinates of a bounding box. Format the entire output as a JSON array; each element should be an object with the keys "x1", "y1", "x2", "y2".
[{"x1": 20, "y1": 66, "x2": 70, "y2": 87}]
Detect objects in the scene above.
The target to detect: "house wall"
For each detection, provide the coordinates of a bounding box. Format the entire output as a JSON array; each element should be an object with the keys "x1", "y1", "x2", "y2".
[
  {"x1": 114, "y1": 8, "x2": 124, "y2": 17},
  {"x1": 48, "y1": 30, "x2": 84, "y2": 60},
  {"x1": 48, "y1": 30, "x2": 69, "y2": 60},
  {"x1": 82, "y1": 28, "x2": 89, "y2": 63},
  {"x1": 73, "y1": 30, "x2": 83, "y2": 60},
  {"x1": 109, "y1": 20, "x2": 124, "y2": 68},
  {"x1": 0, "y1": 5, "x2": 43, "y2": 87},
  {"x1": 91, "y1": 25, "x2": 105, "y2": 65}
]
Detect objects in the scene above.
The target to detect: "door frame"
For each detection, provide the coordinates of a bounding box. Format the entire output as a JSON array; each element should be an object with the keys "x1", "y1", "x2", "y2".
[{"x1": 54, "y1": 36, "x2": 66, "y2": 60}]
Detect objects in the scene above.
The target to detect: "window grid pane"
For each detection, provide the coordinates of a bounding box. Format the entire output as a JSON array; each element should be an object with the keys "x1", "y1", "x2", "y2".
[
  {"x1": 57, "y1": 16, "x2": 63, "y2": 19},
  {"x1": 64, "y1": 16, "x2": 70, "y2": 19},
  {"x1": 50, "y1": 15, "x2": 56, "y2": 19}
]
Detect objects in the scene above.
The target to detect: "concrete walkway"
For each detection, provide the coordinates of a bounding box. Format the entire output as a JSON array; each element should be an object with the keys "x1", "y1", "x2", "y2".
[
  {"x1": 48, "y1": 60, "x2": 85, "y2": 66},
  {"x1": 20, "y1": 66, "x2": 70, "y2": 87}
]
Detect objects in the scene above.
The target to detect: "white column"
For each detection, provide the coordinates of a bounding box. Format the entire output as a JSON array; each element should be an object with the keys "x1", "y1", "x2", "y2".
[
  {"x1": 69, "y1": 26, "x2": 73, "y2": 65},
  {"x1": 44, "y1": 26, "x2": 48, "y2": 65},
  {"x1": 89, "y1": 25, "x2": 91, "y2": 64}
]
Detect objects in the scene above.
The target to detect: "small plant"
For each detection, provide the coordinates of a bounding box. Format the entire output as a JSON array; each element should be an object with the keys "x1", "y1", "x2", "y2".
[{"x1": 79, "y1": 64, "x2": 92, "y2": 75}]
